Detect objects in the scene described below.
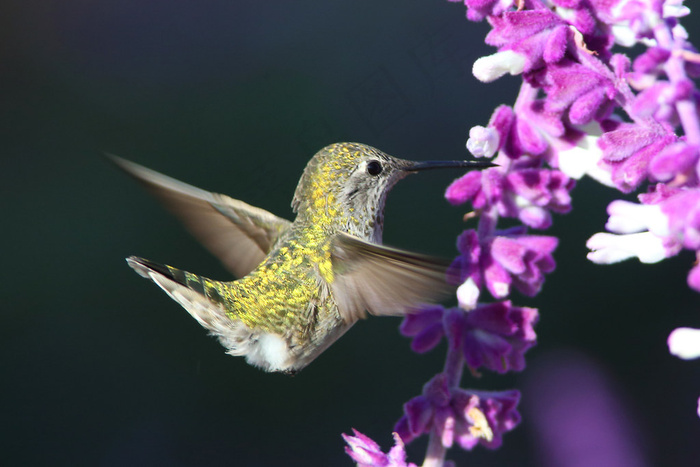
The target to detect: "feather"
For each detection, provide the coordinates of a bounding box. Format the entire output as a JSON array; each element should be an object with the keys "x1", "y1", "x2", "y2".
[
  {"x1": 109, "y1": 155, "x2": 291, "y2": 278},
  {"x1": 330, "y1": 232, "x2": 454, "y2": 322}
]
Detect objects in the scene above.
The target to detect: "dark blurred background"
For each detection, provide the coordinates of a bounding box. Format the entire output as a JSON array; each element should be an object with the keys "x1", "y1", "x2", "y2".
[{"x1": 2, "y1": 1, "x2": 699, "y2": 466}]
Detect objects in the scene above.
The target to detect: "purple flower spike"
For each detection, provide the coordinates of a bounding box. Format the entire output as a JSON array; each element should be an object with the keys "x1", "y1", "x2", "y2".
[
  {"x1": 343, "y1": 429, "x2": 418, "y2": 467},
  {"x1": 444, "y1": 0, "x2": 700, "y2": 427}
]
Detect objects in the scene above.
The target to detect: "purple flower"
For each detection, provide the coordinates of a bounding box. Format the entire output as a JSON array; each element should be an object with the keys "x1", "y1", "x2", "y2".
[
  {"x1": 400, "y1": 305, "x2": 446, "y2": 354},
  {"x1": 550, "y1": 1, "x2": 599, "y2": 39},
  {"x1": 464, "y1": 95, "x2": 585, "y2": 165},
  {"x1": 395, "y1": 374, "x2": 454, "y2": 446},
  {"x1": 637, "y1": 179, "x2": 682, "y2": 204},
  {"x1": 632, "y1": 47, "x2": 671, "y2": 76},
  {"x1": 485, "y1": 10, "x2": 569, "y2": 74},
  {"x1": 445, "y1": 170, "x2": 484, "y2": 207},
  {"x1": 452, "y1": 388, "x2": 521, "y2": 450},
  {"x1": 452, "y1": 302, "x2": 538, "y2": 373},
  {"x1": 604, "y1": 0, "x2": 690, "y2": 47},
  {"x1": 659, "y1": 188, "x2": 700, "y2": 250},
  {"x1": 648, "y1": 142, "x2": 699, "y2": 182},
  {"x1": 504, "y1": 168, "x2": 575, "y2": 228},
  {"x1": 688, "y1": 261, "x2": 700, "y2": 291},
  {"x1": 400, "y1": 303, "x2": 538, "y2": 373},
  {"x1": 598, "y1": 124, "x2": 678, "y2": 192},
  {"x1": 487, "y1": 231, "x2": 558, "y2": 297},
  {"x1": 631, "y1": 79, "x2": 694, "y2": 124},
  {"x1": 447, "y1": 0, "x2": 700, "y2": 427},
  {"x1": 492, "y1": 104, "x2": 552, "y2": 159},
  {"x1": 395, "y1": 374, "x2": 521, "y2": 450},
  {"x1": 453, "y1": 0, "x2": 516, "y2": 22},
  {"x1": 343, "y1": 430, "x2": 417, "y2": 467},
  {"x1": 446, "y1": 165, "x2": 574, "y2": 229},
  {"x1": 449, "y1": 229, "x2": 558, "y2": 299},
  {"x1": 627, "y1": 44, "x2": 700, "y2": 88},
  {"x1": 528, "y1": 59, "x2": 617, "y2": 125}
]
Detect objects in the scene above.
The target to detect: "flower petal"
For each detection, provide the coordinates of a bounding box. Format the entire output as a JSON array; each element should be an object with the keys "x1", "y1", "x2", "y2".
[
  {"x1": 473, "y1": 50, "x2": 526, "y2": 82},
  {"x1": 668, "y1": 327, "x2": 700, "y2": 360}
]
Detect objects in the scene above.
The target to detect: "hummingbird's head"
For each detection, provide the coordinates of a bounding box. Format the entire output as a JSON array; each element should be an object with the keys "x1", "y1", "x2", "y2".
[
  {"x1": 292, "y1": 142, "x2": 494, "y2": 240},
  {"x1": 292, "y1": 143, "x2": 408, "y2": 216}
]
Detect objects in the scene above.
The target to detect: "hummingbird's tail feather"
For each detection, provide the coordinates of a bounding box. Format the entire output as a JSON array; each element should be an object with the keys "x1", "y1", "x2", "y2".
[
  {"x1": 126, "y1": 256, "x2": 299, "y2": 372},
  {"x1": 126, "y1": 256, "x2": 242, "y2": 342},
  {"x1": 127, "y1": 256, "x2": 224, "y2": 304}
]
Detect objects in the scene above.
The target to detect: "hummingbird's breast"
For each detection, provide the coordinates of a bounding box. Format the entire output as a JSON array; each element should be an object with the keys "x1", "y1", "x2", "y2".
[
  {"x1": 226, "y1": 225, "x2": 339, "y2": 332},
  {"x1": 219, "y1": 225, "x2": 349, "y2": 371}
]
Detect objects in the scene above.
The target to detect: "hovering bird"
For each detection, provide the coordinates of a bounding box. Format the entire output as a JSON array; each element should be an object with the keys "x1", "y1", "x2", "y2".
[{"x1": 112, "y1": 143, "x2": 493, "y2": 373}]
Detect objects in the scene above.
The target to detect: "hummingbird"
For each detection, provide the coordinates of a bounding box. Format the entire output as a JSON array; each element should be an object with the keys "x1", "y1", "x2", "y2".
[{"x1": 112, "y1": 143, "x2": 493, "y2": 374}]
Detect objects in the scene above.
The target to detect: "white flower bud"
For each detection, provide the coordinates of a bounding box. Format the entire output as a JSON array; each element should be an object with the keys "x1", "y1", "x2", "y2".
[
  {"x1": 472, "y1": 50, "x2": 526, "y2": 83},
  {"x1": 668, "y1": 327, "x2": 700, "y2": 360},
  {"x1": 466, "y1": 125, "x2": 499, "y2": 158},
  {"x1": 457, "y1": 278, "x2": 480, "y2": 311}
]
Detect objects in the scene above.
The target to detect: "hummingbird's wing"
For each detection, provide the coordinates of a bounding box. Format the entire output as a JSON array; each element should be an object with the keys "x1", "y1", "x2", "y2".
[
  {"x1": 330, "y1": 232, "x2": 454, "y2": 322},
  {"x1": 109, "y1": 155, "x2": 292, "y2": 279}
]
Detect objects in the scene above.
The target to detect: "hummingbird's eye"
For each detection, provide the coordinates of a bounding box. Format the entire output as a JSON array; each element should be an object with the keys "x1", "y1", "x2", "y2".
[{"x1": 366, "y1": 160, "x2": 383, "y2": 176}]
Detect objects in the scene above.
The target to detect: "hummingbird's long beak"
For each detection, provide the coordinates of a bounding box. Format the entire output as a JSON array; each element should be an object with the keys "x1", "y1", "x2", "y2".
[{"x1": 401, "y1": 159, "x2": 497, "y2": 172}]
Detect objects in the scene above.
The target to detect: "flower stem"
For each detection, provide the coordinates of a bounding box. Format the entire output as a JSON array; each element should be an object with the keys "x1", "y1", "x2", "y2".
[
  {"x1": 422, "y1": 431, "x2": 447, "y2": 467},
  {"x1": 444, "y1": 341, "x2": 465, "y2": 389},
  {"x1": 477, "y1": 205, "x2": 499, "y2": 239},
  {"x1": 513, "y1": 80, "x2": 538, "y2": 113},
  {"x1": 654, "y1": 21, "x2": 700, "y2": 146},
  {"x1": 422, "y1": 315, "x2": 466, "y2": 467}
]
